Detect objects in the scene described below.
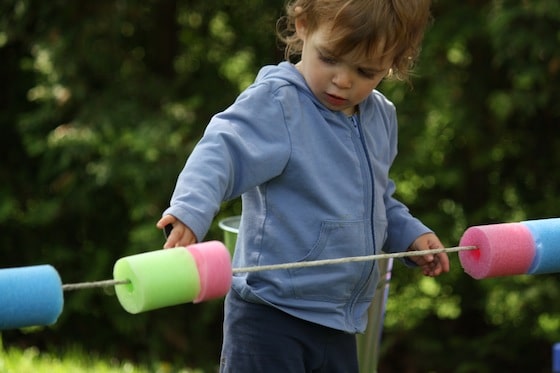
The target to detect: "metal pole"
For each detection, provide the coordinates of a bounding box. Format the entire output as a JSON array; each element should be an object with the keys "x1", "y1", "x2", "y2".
[{"x1": 357, "y1": 257, "x2": 393, "y2": 373}]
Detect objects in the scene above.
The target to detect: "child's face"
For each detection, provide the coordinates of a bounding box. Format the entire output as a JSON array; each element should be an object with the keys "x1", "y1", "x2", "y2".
[{"x1": 295, "y1": 22, "x2": 392, "y2": 116}]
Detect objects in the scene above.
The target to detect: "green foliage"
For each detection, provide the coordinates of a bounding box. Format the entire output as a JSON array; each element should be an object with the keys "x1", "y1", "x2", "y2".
[
  {"x1": 378, "y1": 0, "x2": 560, "y2": 371},
  {"x1": 1, "y1": 0, "x2": 560, "y2": 372},
  {"x1": 0, "y1": 343, "x2": 200, "y2": 373},
  {"x1": 0, "y1": 0, "x2": 281, "y2": 369}
]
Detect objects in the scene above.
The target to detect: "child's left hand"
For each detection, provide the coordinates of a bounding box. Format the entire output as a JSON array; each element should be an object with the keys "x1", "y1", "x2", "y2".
[{"x1": 407, "y1": 233, "x2": 450, "y2": 277}]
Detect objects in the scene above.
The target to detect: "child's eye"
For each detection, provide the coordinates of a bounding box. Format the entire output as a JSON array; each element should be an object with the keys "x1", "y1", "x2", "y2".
[
  {"x1": 319, "y1": 54, "x2": 337, "y2": 65},
  {"x1": 358, "y1": 69, "x2": 376, "y2": 79},
  {"x1": 359, "y1": 68, "x2": 387, "y2": 80}
]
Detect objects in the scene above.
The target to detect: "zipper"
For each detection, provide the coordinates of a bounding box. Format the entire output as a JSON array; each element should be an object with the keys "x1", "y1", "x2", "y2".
[
  {"x1": 348, "y1": 113, "x2": 377, "y2": 331},
  {"x1": 349, "y1": 113, "x2": 376, "y2": 255},
  {"x1": 349, "y1": 114, "x2": 360, "y2": 135}
]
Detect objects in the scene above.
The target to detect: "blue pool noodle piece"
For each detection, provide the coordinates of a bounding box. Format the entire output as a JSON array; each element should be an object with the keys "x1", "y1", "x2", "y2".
[
  {"x1": 0, "y1": 265, "x2": 64, "y2": 330},
  {"x1": 554, "y1": 343, "x2": 560, "y2": 373},
  {"x1": 522, "y1": 218, "x2": 560, "y2": 275}
]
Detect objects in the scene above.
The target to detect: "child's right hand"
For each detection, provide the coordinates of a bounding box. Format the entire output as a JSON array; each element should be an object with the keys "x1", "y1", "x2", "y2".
[{"x1": 156, "y1": 215, "x2": 197, "y2": 248}]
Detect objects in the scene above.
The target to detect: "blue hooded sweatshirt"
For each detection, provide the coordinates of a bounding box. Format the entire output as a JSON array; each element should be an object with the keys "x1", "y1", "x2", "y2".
[{"x1": 163, "y1": 62, "x2": 431, "y2": 333}]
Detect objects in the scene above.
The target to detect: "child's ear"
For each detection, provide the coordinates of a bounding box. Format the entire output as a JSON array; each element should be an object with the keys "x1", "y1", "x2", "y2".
[{"x1": 294, "y1": 7, "x2": 308, "y2": 38}]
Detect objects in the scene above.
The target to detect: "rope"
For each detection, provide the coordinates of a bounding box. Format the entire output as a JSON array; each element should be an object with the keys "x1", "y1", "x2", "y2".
[
  {"x1": 61, "y1": 245, "x2": 476, "y2": 291},
  {"x1": 232, "y1": 245, "x2": 475, "y2": 273},
  {"x1": 62, "y1": 279, "x2": 130, "y2": 291}
]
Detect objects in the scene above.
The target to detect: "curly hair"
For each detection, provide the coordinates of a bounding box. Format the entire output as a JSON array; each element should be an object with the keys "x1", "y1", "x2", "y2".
[{"x1": 276, "y1": 0, "x2": 432, "y2": 81}]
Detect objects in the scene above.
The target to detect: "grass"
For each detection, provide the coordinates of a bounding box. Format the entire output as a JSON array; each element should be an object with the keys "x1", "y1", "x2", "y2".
[{"x1": 0, "y1": 343, "x2": 204, "y2": 373}]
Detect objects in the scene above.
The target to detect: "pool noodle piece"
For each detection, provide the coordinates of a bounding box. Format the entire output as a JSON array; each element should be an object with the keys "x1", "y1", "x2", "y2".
[
  {"x1": 522, "y1": 218, "x2": 560, "y2": 275},
  {"x1": 0, "y1": 265, "x2": 64, "y2": 330},
  {"x1": 113, "y1": 247, "x2": 201, "y2": 314},
  {"x1": 186, "y1": 241, "x2": 232, "y2": 303},
  {"x1": 553, "y1": 343, "x2": 560, "y2": 373},
  {"x1": 458, "y1": 222, "x2": 535, "y2": 279}
]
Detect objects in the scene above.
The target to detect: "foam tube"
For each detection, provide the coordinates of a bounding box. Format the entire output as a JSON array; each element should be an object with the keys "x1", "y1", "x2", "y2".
[
  {"x1": 459, "y1": 222, "x2": 535, "y2": 279},
  {"x1": 0, "y1": 265, "x2": 64, "y2": 330},
  {"x1": 521, "y1": 218, "x2": 560, "y2": 275},
  {"x1": 113, "y1": 247, "x2": 201, "y2": 314},
  {"x1": 186, "y1": 241, "x2": 232, "y2": 303}
]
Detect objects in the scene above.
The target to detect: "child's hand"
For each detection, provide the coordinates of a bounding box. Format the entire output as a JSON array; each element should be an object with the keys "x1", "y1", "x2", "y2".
[
  {"x1": 156, "y1": 215, "x2": 197, "y2": 249},
  {"x1": 407, "y1": 233, "x2": 450, "y2": 277}
]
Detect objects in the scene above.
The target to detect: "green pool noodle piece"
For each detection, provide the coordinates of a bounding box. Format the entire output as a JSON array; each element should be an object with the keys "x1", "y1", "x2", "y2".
[{"x1": 113, "y1": 247, "x2": 201, "y2": 314}]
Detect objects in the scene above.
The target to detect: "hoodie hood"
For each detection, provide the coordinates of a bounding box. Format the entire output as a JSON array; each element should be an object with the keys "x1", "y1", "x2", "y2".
[
  {"x1": 255, "y1": 61, "x2": 304, "y2": 87},
  {"x1": 255, "y1": 61, "x2": 382, "y2": 118},
  {"x1": 255, "y1": 62, "x2": 324, "y2": 109}
]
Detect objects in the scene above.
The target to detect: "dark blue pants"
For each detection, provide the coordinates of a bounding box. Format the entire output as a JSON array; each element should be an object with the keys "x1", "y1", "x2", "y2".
[{"x1": 219, "y1": 290, "x2": 359, "y2": 373}]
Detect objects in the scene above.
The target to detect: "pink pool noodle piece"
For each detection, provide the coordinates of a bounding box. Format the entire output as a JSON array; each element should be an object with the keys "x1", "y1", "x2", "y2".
[
  {"x1": 458, "y1": 222, "x2": 536, "y2": 279},
  {"x1": 186, "y1": 241, "x2": 232, "y2": 303}
]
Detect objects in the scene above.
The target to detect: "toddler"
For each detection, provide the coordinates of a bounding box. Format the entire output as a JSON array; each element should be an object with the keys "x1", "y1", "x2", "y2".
[{"x1": 158, "y1": 0, "x2": 449, "y2": 371}]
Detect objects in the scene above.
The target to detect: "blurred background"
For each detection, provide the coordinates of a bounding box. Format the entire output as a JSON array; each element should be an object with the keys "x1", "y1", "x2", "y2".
[{"x1": 1, "y1": 0, "x2": 559, "y2": 372}]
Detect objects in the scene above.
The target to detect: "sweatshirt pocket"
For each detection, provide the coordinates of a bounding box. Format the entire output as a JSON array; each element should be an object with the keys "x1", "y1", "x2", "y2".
[{"x1": 288, "y1": 220, "x2": 372, "y2": 301}]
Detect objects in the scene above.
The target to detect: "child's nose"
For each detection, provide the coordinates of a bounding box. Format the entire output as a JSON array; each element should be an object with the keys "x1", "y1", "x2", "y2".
[{"x1": 332, "y1": 68, "x2": 352, "y2": 89}]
